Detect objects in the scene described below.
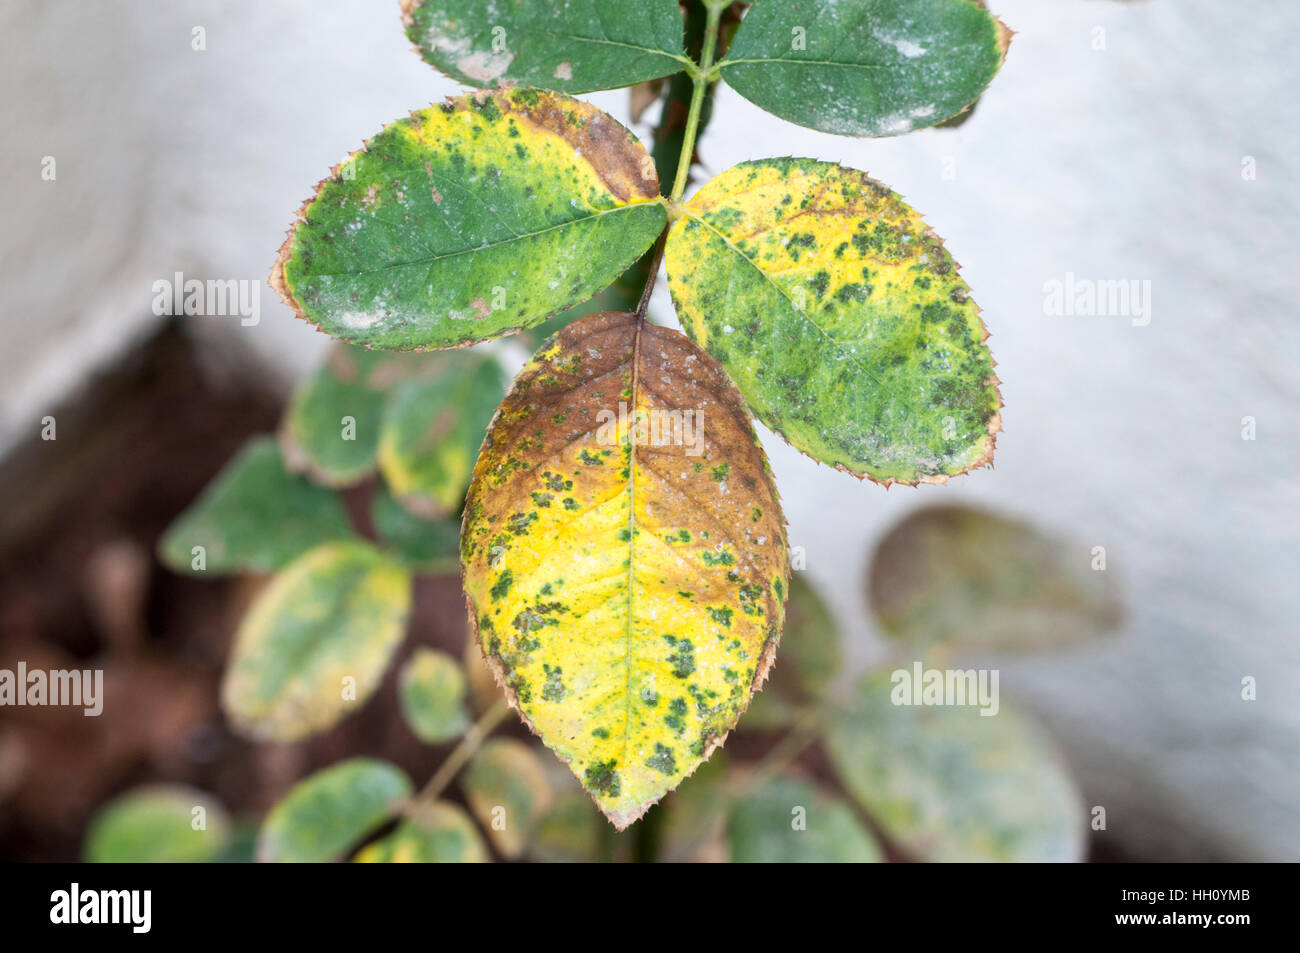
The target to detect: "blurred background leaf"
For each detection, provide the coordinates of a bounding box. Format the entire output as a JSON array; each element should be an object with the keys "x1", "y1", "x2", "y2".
[
  {"x1": 399, "y1": 648, "x2": 470, "y2": 744},
  {"x1": 258, "y1": 758, "x2": 411, "y2": 862},
  {"x1": 353, "y1": 800, "x2": 487, "y2": 863},
  {"x1": 84, "y1": 785, "x2": 229, "y2": 863},
  {"x1": 746, "y1": 574, "x2": 842, "y2": 729},
  {"x1": 377, "y1": 353, "x2": 505, "y2": 519},
  {"x1": 727, "y1": 776, "x2": 881, "y2": 863},
  {"x1": 221, "y1": 541, "x2": 411, "y2": 742},
  {"x1": 825, "y1": 671, "x2": 1085, "y2": 862},
  {"x1": 462, "y1": 632, "x2": 503, "y2": 714},
  {"x1": 158, "y1": 437, "x2": 354, "y2": 575},
  {"x1": 656, "y1": 751, "x2": 730, "y2": 862},
  {"x1": 869, "y1": 504, "x2": 1123, "y2": 655},
  {"x1": 370, "y1": 485, "x2": 460, "y2": 573},
  {"x1": 530, "y1": 790, "x2": 606, "y2": 864},
  {"x1": 462, "y1": 738, "x2": 553, "y2": 859},
  {"x1": 279, "y1": 344, "x2": 392, "y2": 486}
]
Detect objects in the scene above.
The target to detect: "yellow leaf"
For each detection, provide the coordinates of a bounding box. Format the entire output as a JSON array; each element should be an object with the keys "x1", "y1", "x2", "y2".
[{"x1": 461, "y1": 311, "x2": 789, "y2": 829}]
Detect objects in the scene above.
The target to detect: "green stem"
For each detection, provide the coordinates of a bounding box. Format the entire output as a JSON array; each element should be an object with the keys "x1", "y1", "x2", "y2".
[
  {"x1": 407, "y1": 697, "x2": 510, "y2": 813},
  {"x1": 669, "y1": 1, "x2": 725, "y2": 203}
]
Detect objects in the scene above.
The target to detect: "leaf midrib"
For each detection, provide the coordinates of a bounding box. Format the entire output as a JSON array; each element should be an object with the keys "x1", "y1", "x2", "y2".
[
  {"x1": 299, "y1": 202, "x2": 663, "y2": 280},
  {"x1": 683, "y1": 212, "x2": 886, "y2": 391}
]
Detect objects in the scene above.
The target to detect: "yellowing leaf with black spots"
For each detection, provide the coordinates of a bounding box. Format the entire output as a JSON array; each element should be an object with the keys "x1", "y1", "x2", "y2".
[
  {"x1": 666, "y1": 158, "x2": 1001, "y2": 485},
  {"x1": 272, "y1": 88, "x2": 666, "y2": 350},
  {"x1": 222, "y1": 542, "x2": 412, "y2": 743},
  {"x1": 461, "y1": 311, "x2": 789, "y2": 829}
]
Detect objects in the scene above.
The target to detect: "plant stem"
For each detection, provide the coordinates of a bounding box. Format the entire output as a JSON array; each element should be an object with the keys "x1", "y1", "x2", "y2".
[
  {"x1": 669, "y1": 1, "x2": 725, "y2": 203},
  {"x1": 733, "y1": 706, "x2": 824, "y2": 795},
  {"x1": 407, "y1": 697, "x2": 510, "y2": 813}
]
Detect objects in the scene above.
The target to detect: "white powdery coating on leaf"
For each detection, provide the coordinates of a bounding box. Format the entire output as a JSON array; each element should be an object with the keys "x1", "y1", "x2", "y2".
[
  {"x1": 428, "y1": 22, "x2": 515, "y2": 83},
  {"x1": 876, "y1": 30, "x2": 928, "y2": 59}
]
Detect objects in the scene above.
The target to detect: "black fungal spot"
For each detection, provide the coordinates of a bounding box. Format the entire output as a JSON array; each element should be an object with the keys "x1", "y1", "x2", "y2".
[
  {"x1": 664, "y1": 697, "x2": 688, "y2": 735},
  {"x1": 489, "y1": 569, "x2": 514, "y2": 602},
  {"x1": 666, "y1": 636, "x2": 696, "y2": 678},
  {"x1": 541, "y1": 664, "x2": 566, "y2": 702},
  {"x1": 645, "y1": 743, "x2": 677, "y2": 775},
  {"x1": 584, "y1": 760, "x2": 622, "y2": 797}
]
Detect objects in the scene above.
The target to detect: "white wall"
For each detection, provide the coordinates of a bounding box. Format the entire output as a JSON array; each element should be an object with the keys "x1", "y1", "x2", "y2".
[{"x1": 2, "y1": 0, "x2": 1297, "y2": 859}]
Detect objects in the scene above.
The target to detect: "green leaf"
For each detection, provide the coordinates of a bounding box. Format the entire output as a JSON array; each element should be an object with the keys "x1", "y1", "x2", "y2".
[
  {"x1": 718, "y1": 0, "x2": 1011, "y2": 137},
  {"x1": 462, "y1": 739, "x2": 553, "y2": 858},
  {"x1": 280, "y1": 345, "x2": 404, "y2": 487},
  {"x1": 657, "y1": 750, "x2": 730, "y2": 862},
  {"x1": 353, "y1": 801, "x2": 488, "y2": 863},
  {"x1": 272, "y1": 88, "x2": 666, "y2": 350},
  {"x1": 377, "y1": 352, "x2": 506, "y2": 519},
  {"x1": 258, "y1": 758, "x2": 412, "y2": 863},
  {"x1": 728, "y1": 776, "x2": 882, "y2": 863},
  {"x1": 84, "y1": 785, "x2": 230, "y2": 863},
  {"x1": 870, "y1": 505, "x2": 1124, "y2": 653},
  {"x1": 825, "y1": 672, "x2": 1085, "y2": 862},
  {"x1": 222, "y1": 541, "x2": 412, "y2": 742},
  {"x1": 402, "y1": 0, "x2": 690, "y2": 93},
  {"x1": 371, "y1": 484, "x2": 461, "y2": 572},
  {"x1": 399, "y1": 648, "x2": 471, "y2": 744},
  {"x1": 530, "y1": 790, "x2": 608, "y2": 863},
  {"x1": 666, "y1": 158, "x2": 1001, "y2": 485},
  {"x1": 158, "y1": 437, "x2": 354, "y2": 575}
]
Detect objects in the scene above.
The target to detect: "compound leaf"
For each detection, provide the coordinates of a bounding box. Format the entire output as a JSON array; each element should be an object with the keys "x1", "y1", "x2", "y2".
[
  {"x1": 353, "y1": 801, "x2": 488, "y2": 863},
  {"x1": 728, "y1": 776, "x2": 881, "y2": 863},
  {"x1": 399, "y1": 648, "x2": 471, "y2": 744},
  {"x1": 272, "y1": 88, "x2": 665, "y2": 350},
  {"x1": 666, "y1": 158, "x2": 1000, "y2": 485},
  {"x1": 462, "y1": 738, "x2": 553, "y2": 857},
  {"x1": 158, "y1": 436, "x2": 354, "y2": 575},
  {"x1": 402, "y1": 0, "x2": 689, "y2": 93},
  {"x1": 377, "y1": 352, "x2": 506, "y2": 519},
  {"x1": 84, "y1": 785, "x2": 230, "y2": 863},
  {"x1": 258, "y1": 759, "x2": 412, "y2": 863},
  {"x1": 870, "y1": 505, "x2": 1124, "y2": 653},
  {"x1": 825, "y1": 671, "x2": 1085, "y2": 862},
  {"x1": 222, "y1": 541, "x2": 412, "y2": 743},
  {"x1": 719, "y1": 0, "x2": 1011, "y2": 137},
  {"x1": 461, "y1": 311, "x2": 789, "y2": 829}
]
